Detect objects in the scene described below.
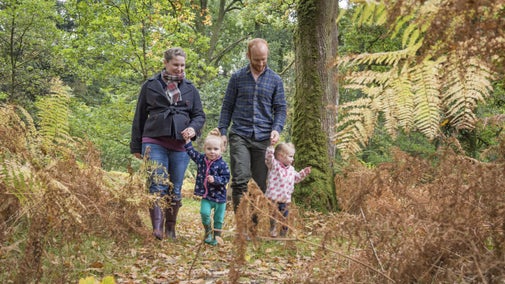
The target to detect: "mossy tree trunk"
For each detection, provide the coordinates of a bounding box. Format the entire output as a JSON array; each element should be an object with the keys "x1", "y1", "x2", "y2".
[{"x1": 292, "y1": 0, "x2": 339, "y2": 211}]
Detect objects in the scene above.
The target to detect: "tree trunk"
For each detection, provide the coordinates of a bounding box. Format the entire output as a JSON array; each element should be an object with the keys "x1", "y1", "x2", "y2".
[{"x1": 292, "y1": 0, "x2": 338, "y2": 211}]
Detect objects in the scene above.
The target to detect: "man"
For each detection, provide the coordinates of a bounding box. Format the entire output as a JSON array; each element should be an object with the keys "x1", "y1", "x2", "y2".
[{"x1": 218, "y1": 38, "x2": 287, "y2": 212}]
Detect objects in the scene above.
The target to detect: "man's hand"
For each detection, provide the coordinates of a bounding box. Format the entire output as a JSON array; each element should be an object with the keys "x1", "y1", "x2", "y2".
[
  {"x1": 270, "y1": 130, "x2": 280, "y2": 145},
  {"x1": 221, "y1": 135, "x2": 228, "y2": 149}
]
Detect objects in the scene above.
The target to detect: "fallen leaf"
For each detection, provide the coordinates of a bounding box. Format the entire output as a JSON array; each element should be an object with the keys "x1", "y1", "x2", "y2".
[{"x1": 89, "y1": 261, "x2": 104, "y2": 269}]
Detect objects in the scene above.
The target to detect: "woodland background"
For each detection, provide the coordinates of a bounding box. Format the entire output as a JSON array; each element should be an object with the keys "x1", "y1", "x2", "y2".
[{"x1": 1, "y1": 0, "x2": 504, "y2": 283}]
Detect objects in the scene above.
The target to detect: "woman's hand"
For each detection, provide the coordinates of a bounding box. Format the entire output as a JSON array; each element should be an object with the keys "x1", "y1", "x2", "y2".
[{"x1": 181, "y1": 127, "x2": 195, "y2": 141}]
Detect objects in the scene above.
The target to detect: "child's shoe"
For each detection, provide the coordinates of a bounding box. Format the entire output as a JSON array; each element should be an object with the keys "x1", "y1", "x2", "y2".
[
  {"x1": 269, "y1": 220, "x2": 277, "y2": 237},
  {"x1": 205, "y1": 237, "x2": 218, "y2": 246},
  {"x1": 204, "y1": 225, "x2": 218, "y2": 246},
  {"x1": 204, "y1": 225, "x2": 216, "y2": 245},
  {"x1": 279, "y1": 227, "x2": 288, "y2": 237}
]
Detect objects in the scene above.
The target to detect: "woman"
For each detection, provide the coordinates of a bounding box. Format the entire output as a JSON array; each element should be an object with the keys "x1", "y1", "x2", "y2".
[{"x1": 130, "y1": 47, "x2": 205, "y2": 240}]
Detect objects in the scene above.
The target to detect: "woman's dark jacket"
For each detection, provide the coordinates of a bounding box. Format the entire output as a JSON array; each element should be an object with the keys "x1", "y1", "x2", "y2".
[{"x1": 130, "y1": 73, "x2": 205, "y2": 154}]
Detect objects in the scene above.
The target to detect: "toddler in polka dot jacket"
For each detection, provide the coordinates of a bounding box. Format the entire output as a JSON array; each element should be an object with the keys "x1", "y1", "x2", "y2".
[{"x1": 264, "y1": 142, "x2": 311, "y2": 237}]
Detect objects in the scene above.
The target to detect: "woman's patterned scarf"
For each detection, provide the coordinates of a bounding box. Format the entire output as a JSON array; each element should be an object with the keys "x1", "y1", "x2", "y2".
[{"x1": 162, "y1": 69, "x2": 185, "y2": 104}]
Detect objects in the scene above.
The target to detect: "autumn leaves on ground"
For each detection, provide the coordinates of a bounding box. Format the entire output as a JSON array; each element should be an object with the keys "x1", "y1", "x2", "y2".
[
  {"x1": 96, "y1": 190, "x2": 335, "y2": 284},
  {"x1": 1, "y1": 105, "x2": 505, "y2": 283}
]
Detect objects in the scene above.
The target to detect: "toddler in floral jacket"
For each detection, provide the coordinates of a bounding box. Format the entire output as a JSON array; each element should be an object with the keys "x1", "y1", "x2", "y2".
[{"x1": 265, "y1": 142, "x2": 311, "y2": 237}]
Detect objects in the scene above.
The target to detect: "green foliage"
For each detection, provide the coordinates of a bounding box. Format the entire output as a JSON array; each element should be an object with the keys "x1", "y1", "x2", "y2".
[
  {"x1": 35, "y1": 78, "x2": 73, "y2": 154},
  {"x1": 60, "y1": 0, "x2": 215, "y2": 102},
  {"x1": 353, "y1": 1, "x2": 388, "y2": 26},
  {"x1": 0, "y1": 0, "x2": 62, "y2": 105},
  {"x1": 196, "y1": 0, "x2": 294, "y2": 75},
  {"x1": 54, "y1": 0, "x2": 223, "y2": 172},
  {"x1": 1, "y1": 0, "x2": 296, "y2": 175},
  {"x1": 1, "y1": 161, "x2": 34, "y2": 206},
  {"x1": 467, "y1": 80, "x2": 505, "y2": 161},
  {"x1": 199, "y1": 75, "x2": 229, "y2": 128},
  {"x1": 69, "y1": 94, "x2": 136, "y2": 171},
  {"x1": 359, "y1": 127, "x2": 437, "y2": 166}
]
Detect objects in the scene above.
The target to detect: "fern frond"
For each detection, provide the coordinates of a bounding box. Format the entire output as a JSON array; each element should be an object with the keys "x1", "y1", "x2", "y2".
[
  {"x1": 345, "y1": 65, "x2": 416, "y2": 137},
  {"x1": 345, "y1": 69, "x2": 395, "y2": 86},
  {"x1": 0, "y1": 104, "x2": 45, "y2": 211},
  {"x1": 35, "y1": 77, "x2": 73, "y2": 153},
  {"x1": 379, "y1": 87, "x2": 400, "y2": 137},
  {"x1": 335, "y1": 98, "x2": 378, "y2": 158},
  {"x1": 15, "y1": 106, "x2": 41, "y2": 156},
  {"x1": 0, "y1": 158, "x2": 38, "y2": 206},
  {"x1": 336, "y1": 0, "x2": 498, "y2": 159},
  {"x1": 338, "y1": 48, "x2": 414, "y2": 69},
  {"x1": 352, "y1": 1, "x2": 387, "y2": 26},
  {"x1": 410, "y1": 58, "x2": 443, "y2": 139},
  {"x1": 391, "y1": 13, "x2": 414, "y2": 39},
  {"x1": 0, "y1": 104, "x2": 41, "y2": 156},
  {"x1": 442, "y1": 53, "x2": 494, "y2": 130},
  {"x1": 399, "y1": 2, "x2": 438, "y2": 49},
  {"x1": 389, "y1": 65, "x2": 415, "y2": 130}
]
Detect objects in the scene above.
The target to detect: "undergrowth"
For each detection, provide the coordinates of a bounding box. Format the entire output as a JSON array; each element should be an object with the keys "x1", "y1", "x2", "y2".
[
  {"x1": 1, "y1": 103, "x2": 504, "y2": 283},
  {"x1": 332, "y1": 146, "x2": 505, "y2": 282},
  {"x1": 0, "y1": 104, "x2": 151, "y2": 283}
]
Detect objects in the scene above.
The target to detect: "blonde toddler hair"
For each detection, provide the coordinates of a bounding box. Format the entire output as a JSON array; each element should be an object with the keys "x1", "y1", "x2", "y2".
[{"x1": 205, "y1": 128, "x2": 225, "y2": 152}]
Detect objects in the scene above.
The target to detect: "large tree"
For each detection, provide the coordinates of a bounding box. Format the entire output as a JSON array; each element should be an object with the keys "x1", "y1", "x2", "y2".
[{"x1": 292, "y1": 0, "x2": 339, "y2": 211}]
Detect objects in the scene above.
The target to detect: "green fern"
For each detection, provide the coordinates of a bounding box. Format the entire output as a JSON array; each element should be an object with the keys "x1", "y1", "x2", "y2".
[
  {"x1": 352, "y1": 1, "x2": 388, "y2": 26},
  {"x1": 34, "y1": 77, "x2": 73, "y2": 153}
]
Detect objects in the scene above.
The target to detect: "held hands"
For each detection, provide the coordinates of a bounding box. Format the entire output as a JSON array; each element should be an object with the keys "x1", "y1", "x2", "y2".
[
  {"x1": 270, "y1": 130, "x2": 280, "y2": 145},
  {"x1": 221, "y1": 135, "x2": 228, "y2": 148},
  {"x1": 207, "y1": 176, "x2": 215, "y2": 183},
  {"x1": 181, "y1": 127, "x2": 196, "y2": 142}
]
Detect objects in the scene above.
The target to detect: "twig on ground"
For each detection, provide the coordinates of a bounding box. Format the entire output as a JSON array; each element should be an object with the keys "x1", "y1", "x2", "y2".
[{"x1": 360, "y1": 207, "x2": 385, "y2": 272}]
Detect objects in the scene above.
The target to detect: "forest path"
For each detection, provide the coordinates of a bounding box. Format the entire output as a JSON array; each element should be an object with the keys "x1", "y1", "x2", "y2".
[{"x1": 114, "y1": 197, "x2": 324, "y2": 284}]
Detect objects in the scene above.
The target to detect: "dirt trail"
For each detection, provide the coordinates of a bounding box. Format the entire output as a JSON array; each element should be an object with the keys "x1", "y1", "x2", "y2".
[{"x1": 117, "y1": 198, "x2": 311, "y2": 284}]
